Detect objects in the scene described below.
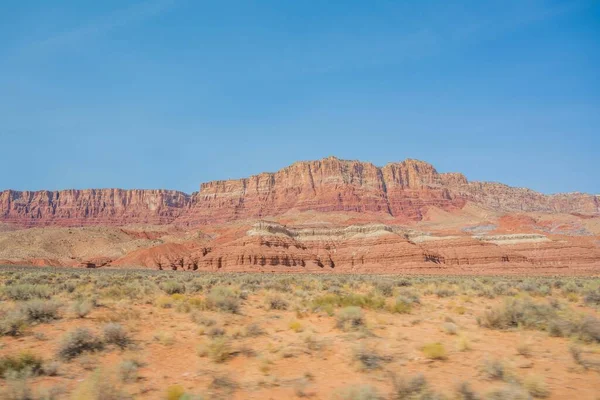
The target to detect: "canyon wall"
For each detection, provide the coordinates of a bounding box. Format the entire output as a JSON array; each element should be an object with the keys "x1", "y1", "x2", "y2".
[{"x1": 1, "y1": 157, "x2": 598, "y2": 227}]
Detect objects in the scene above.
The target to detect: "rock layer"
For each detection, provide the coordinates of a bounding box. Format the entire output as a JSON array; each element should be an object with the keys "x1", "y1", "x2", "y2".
[{"x1": 1, "y1": 157, "x2": 598, "y2": 228}]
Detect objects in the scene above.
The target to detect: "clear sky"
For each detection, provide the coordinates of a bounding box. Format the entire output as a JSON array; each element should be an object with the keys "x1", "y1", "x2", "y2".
[{"x1": 1, "y1": 0, "x2": 598, "y2": 194}]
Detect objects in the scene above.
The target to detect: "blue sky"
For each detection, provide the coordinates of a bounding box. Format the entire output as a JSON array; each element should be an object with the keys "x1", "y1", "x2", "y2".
[{"x1": 1, "y1": 0, "x2": 598, "y2": 194}]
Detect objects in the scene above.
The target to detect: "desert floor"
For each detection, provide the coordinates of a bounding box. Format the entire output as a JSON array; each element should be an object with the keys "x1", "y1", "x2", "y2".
[{"x1": 1, "y1": 267, "x2": 599, "y2": 400}]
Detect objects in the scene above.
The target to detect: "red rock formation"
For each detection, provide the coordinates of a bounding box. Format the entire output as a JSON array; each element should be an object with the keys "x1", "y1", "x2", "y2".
[
  {"x1": 0, "y1": 189, "x2": 190, "y2": 227},
  {"x1": 1, "y1": 157, "x2": 598, "y2": 227}
]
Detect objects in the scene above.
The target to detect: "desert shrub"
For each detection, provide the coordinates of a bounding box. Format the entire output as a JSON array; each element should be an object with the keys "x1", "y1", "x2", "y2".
[
  {"x1": 456, "y1": 381, "x2": 480, "y2": 400},
  {"x1": 392, "y1": 374, "x2": 441, "y2": 399},
  {"x1": 161, "y1": 280, "x2": 186, "y2": 295},
  {"x1": 245, "y1": 323, "x2": 263, "y2": 337},
  {"x1": 0, "y1": 352, "x2": 44, "y2": 377},
  {"x1": 334, "y1": 384, "x2": 382, "y2": 400},
  {"x1": 207, "y1": 287, "x2": 240, "y2": 313},
  {"x1": 312, "y1": 293, "x2": 385, "y2": 311},
  {"x1": 375, "y1": 281, "x2": 394, "y2": 297},
  {"x1": 478, "y1": 298, "x2": 555, "y2": 331},
  {"x1": 191, "y1": 313, "x2": 216, "y2": 327},
  {"x1": 336, "y1": 307, "x2": 364, "y2": 331},
  {"x1": 583, "y1": 289, "x2": 600, "y2": 306},
  {"x1": 0, "y1": 374, "x2": 33, "y2": 400},
  {"x1": 20, "y1": 300, "x2": 61, "y2": 323},
  {"x1": 0, "y1": 311, "x2": 28, "y2": 337},
  {"x1": 266, "y1": 295, "x2": 289, "y2": 310},
  {"x1": 289, "y1": 320, "x2": 303, "y2": 333},
  {"x1": 391, "y1": 296, "x2": 413, "y2": 314},
  {"x1": 456, "y1": 335, "x2": 472, "y2": 352},
  {"x1": 354, "y1": 346, "x2": 391, "y2": 370},
  {"x1": 58, "y1": 328, "x2": 104, "y2": 360},
  {"x1": 3, "y1": 284, "x2": 52, "y2": 301},
  {"x1": 524, "y1": 376, "x2": 550, "y2": 398},
  {"x1": 482, "y1": 359, "x2": 506, "y2": 380},
  {"x1": 207, "y1": 338, "x2": 232, "y2": 363},
  {"x1": 421, "y1": 343, "x2": 447, "y2": 360},
  {"x1": 118, "y1": 360, "x2": 142, "y2": 383},
  {"x1": 577, "y1": 315, "x2": 600, "y2": 343},
  {"x1": 71, "y1": 368, "x2": 129, "y2": 400},
  {"x1": 166, "y1": 385, "x2": 185, "y2": 400},
  {"x1": 396, "y1": 288, "x2": 420, "y2": 304},
  {"x1": 155, "y1": 296, "x2": 174, "y2": 309},
  {"x1": 435, "y1": 288, "x2": 456, "y2": 298},
  {"x1": 207, "y1": 327, "x2": 226, "y2": 337},
  {"x1": 517, "y1": 340, "x2": 532, "y2": 357},
  {"x1": 42, "y1": 361, "x2": 60, "y2": 377},
  {"x1": 71, "y1": 300, "x2": 93, "y2": 318},
  {"x1": 103, "y1": 323, "x2": 130, "y2": 349},
  {"x1": 486, "y1": 385, "x2": 531, "y2": 400}
]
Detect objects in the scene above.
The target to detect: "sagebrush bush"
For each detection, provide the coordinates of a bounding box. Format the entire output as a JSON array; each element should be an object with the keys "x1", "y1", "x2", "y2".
[
  {"x1": 207, "y1": 337, "x2": 232, "y2": 363},
  {"x1": 336, "y1": 306, "x2": 364, "y2": 331},
  {"x1": 334, "y1": 384, "x2": 382, "y2": 400},
  {"x1": 391, "y1": 296, "x2": 413, "y2": 314},
  {"x1": 479, "y1": 298, "x2": 556, "y2": 330},
  {"x1": 353, "y1": 346, "x2": 390, "y2": 370},
  {"x1": 392, "y1": 374, "x2": 439, "y2": 399},
  {"x1": 118, "y1": 360, "x2": 141, "y2": 383},
  {"x1": 103, "y1": 323, "x2": 130, "y2": 349},
  {"x1": 207, "y1": 287, "x2": 240, "y2": 313},
  {"x1": 0, "y1": 310, "x2": 28, "y2": 337},
  {"x1": 20, "y1": 300, "x2": 61, "y2": 322},
  {"x1": 0, "y1": 352, "x2": 44, "y2": 377},
  {"x1": 266, "y1": 295, "x2": 289, "y2": 310},
  {"x1": 3, "y1": 284, "x2": 52, "y2": 301},
  {"x1": 161, "y1": 280, "x2": 186, "y2": 295},
  {"x1": 71, "y1": 300, "x2": 93, "y2": 318},
  {"x1": 58, "y1": 328, "x2": 104, "y2": 360},
  {"x1": 583, "y1": 289, "x2": 600, "y2": 306}
]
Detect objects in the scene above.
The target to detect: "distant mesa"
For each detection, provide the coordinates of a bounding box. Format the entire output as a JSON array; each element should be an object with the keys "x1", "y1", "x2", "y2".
[{"x1": 1, "y1": 157, "x2": 598, "y2": 227}]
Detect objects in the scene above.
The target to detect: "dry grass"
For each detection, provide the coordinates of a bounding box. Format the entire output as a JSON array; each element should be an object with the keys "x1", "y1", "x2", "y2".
[{"x1": 0, "y1": 267, "x2": 598, "y2": 399}]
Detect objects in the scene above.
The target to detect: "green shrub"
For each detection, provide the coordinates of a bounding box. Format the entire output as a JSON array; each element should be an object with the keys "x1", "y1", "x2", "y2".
[
  {"x1": 161, "y1": 281, "x2": 186, "y2": 295},
  {"x1": 3, "y1": 284, "x2": 52, "y2": 301},
  {"x1": 0, "y1": 352, "x2": 44, "y2": 377},
  {"x1": 58, "y1": 328, "x2": 104, "y2": 360}
]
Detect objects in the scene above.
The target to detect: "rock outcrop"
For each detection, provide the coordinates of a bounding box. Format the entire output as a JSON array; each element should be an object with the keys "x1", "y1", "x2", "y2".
[
  {"x1": 1, "y1": 157, "x2": 598, "y2": 228},
  {"x1": 0, "y1": 189, "x2": 190, "y2": 227}
]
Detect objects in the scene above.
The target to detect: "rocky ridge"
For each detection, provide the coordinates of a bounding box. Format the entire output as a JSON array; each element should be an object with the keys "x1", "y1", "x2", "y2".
[{"x1": 1, "y1": 157, "x2": 598, "y2": 227}]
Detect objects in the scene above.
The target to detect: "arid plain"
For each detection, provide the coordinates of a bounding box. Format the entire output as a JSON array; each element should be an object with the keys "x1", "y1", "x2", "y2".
[{"x1": 1, "y1": 157, "x2": 599, "y2": 399}]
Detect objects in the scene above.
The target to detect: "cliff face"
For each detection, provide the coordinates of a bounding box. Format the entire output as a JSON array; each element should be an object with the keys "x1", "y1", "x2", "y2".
[
  {"x1": 0, "y1": 189, "x2": 190, "y2": 227},
  {"x1": 1, "y1": 157, "x2": 598, "y2": 227}
]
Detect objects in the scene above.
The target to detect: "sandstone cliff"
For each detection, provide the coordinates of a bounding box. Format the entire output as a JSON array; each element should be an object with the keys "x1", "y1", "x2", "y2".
[
  {"x1": 1, "y1": 157, "x2": 598, "y2": 227},
  {"x1": 0, "y1": 189, "x2": 190, "y2": 227}
]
